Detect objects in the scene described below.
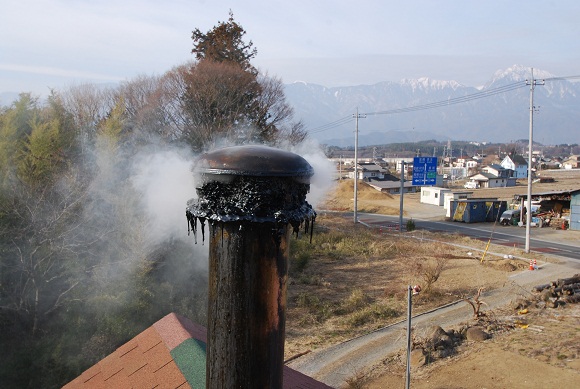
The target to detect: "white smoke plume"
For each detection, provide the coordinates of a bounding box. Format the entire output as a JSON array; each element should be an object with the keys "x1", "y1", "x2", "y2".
[
  {"x1": 288, "y1": 138, "x2": 336, "y2": 209},
  {"x1": 131, "y1": 147, "x2": 198, "y2": 249}
]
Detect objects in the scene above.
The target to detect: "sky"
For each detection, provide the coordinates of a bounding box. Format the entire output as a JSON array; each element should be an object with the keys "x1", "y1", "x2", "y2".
[{"x1": 2, "y1": 0, "x2": 580, "y2": 97}]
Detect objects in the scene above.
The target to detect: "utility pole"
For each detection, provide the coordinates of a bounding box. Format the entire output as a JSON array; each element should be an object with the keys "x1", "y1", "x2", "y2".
[
  {"x1": 353, "y1": 109, "x2": 366, "y2": 224},
  {"x1": 399, "y1": 161, "x2": 405, "y2": 232},
  {"x1": 525, "y1": 68, "x2": 545, "y2": 253}
]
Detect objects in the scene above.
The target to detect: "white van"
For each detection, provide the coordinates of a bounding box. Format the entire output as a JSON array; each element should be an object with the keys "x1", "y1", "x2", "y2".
[{"x1": 464, "y1": 181, "x2": 478, "y2": 189}]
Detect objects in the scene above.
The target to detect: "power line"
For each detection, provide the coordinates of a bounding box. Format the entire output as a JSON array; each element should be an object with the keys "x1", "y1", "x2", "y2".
[
  {"x1": 305, "y1": 74, "x2": 580, "y2": 134},
  {"x1": 365, "y1": 81, "x2": 527, "y2": 116},
  {"x1": 544, "y1": 74, "x2": 580, "y2": 81},
  {"x1": 308, "y1": 115, "x2": 353, "y2": 134}
]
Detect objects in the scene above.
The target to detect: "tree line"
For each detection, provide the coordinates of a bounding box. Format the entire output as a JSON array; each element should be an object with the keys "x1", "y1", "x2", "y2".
[{"x1": 0, "y1": 12, "x2": 306, "y2": 388}]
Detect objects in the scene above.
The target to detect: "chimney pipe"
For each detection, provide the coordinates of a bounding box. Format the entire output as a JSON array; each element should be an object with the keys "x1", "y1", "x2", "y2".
[{"x1": 186, "y1": 145, "x2": 315, "y2": 389}]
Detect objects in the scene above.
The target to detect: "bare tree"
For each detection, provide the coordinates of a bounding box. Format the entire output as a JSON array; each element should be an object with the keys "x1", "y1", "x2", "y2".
[
  {"x1": 0, "y1": 173, "x2": 91, "y2": 336},
  {"x1": 461, "y1": 287, "x2": 487, "y2": 318},
  {"x1": 152, "y1": 63, "x2": 193, "y2": 141},
  {"x1": 60, "y1": 83, "x2": 115, "y2": 147},
  {"x1": 408, "y1": 256, "x2": 449, "y2": 292},
  {"x1": 180, "y1": 60, "x2": 260, "y2": 150},
  {"x1": 253, "y1": 73, "x2": 295, "y2": 143}
]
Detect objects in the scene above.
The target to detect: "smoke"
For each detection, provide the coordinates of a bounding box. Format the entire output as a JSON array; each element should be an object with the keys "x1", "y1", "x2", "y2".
[
  {"x1": 82, "y1": 134, "x2": 332, "y2": 289},
  {"x1": 131, "y1": 146, "x2": 198, "y2": 249},
  {"x1": 288, "y1": 138, "x2": 336, "y2": 208},
  {"x1": 79, "y1": 135, "x2": 210, "y2": 307}
]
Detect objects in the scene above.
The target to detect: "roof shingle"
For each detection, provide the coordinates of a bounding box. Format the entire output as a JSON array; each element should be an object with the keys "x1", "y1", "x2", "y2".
[{"x1": 64, "y1": 313, "x2": 331, "y2": 389}]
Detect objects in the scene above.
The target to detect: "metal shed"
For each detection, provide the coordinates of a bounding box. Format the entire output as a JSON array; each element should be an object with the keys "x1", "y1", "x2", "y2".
[
  {"x1": 571, "y1": 190, "x2": 580, "y2": 231},
  {"x1": 512, "y1": 188, "x2": 580, "y2": 231}
]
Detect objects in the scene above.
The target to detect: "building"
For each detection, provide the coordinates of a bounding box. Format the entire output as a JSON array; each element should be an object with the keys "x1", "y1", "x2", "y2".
[
  {"x1": 562, "y1": 155, "x2": 580, "y2": 169},
  {"x1": 467, "y1": 164, "x2": 516, "y2": 188},
  {"x1": 420, "y1": 187, "x2": 451, "y2": 206},
  {"x1": 512, "y1": 188, "x2": 580, "y2": 231},
  {"x1": 382, "y1": 158, "x2": 414, "y2": 172},
  {"x1": 482, "y1": 164, "x2": 512, "y2": 178},
  {"x1": 366, "y1": 180, "x2": 420, "y2": 194},
  {"x1": 348, "y1": 162, "x2": 388, "y2": 180},
  {"x1": 501, "y1": 155, "x2": 528, "y2": 178},
  {"x1": 572, "y1": 190, "x2": 580, "y2": 230},
  {"x1": 468, "y1": 172, "x2": 513, "y2": 188},
  {"x1": 64, "y1": 313, "x2": 331, "y2": 388}
]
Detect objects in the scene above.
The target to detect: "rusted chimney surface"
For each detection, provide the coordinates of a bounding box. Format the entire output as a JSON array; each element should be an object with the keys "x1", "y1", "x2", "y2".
[{"x1": 186, "y1": 145, "x2": 315, "y2": 389}]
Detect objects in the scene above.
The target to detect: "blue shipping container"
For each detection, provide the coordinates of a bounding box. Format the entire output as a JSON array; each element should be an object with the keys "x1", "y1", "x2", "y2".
[{"x1": 451, "y1": 200, "x2": 506, "y2": 223}]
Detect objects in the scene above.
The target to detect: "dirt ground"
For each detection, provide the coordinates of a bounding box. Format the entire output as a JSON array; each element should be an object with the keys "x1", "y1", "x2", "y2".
[
  {"x1": 366, "y1": 303, "x2": 580, "y2": 389},
  {"x1": 286, "y1": 170, "x2": 580, "y2": 388}
]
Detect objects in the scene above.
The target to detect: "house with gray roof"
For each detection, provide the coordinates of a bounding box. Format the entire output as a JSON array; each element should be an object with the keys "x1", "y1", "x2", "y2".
[{"x1": 500, "y1": 155, "x2": 529, "y2": 178}]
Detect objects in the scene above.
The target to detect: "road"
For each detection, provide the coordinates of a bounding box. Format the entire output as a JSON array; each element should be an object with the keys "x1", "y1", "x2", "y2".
[
  {"x1": 288, "y1": 211, "x2": 580, "y2": 388},
  {"x1": 287, "y1": 255, "x2": 580, "y2": 388},
  {"x1": 357, "y1": 212, "x2": 580, "y2": 261}
]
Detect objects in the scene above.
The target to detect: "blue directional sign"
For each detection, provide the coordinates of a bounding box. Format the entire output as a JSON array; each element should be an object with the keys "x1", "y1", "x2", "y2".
[{"x1": 412, "y1": 157, "x2": 438, "y2": 186}]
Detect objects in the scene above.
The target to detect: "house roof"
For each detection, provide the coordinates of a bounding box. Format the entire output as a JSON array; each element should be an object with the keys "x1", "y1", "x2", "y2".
[
  {"x1": 514, "y1": 188, "x2": 580, "y2": 200},
  {"x1": 486, "y1": 164, "x2": 506, "y2": 171},
  {"x1": 510, "y1": 155, "x2": 528, "y2": 166},
  {"x1": 64, "y1": 313, "x2": 331, "y2": 389},
  {"x1": 357, "y1": 162, "x2": 386, "y2": 172},
  {"x1": 470, "y1": 173, "x2": 492, "y2": 181},
  {"x1": 367, "y1": 180, "x2": 417, "y2": 190}
]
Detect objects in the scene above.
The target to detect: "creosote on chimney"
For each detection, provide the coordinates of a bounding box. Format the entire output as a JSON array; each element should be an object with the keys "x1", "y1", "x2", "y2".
[{"x1": 185, "y1": 145, "x2": 315, "y2": 389}]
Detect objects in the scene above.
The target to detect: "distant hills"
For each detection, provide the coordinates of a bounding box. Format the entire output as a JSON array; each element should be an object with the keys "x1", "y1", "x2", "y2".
[
  {"x1": 3, "y1": 65, "x2": 578, "y2": 147},
  {"x1": 284, "y1": 65, "x2": 580, "y2": 146}
]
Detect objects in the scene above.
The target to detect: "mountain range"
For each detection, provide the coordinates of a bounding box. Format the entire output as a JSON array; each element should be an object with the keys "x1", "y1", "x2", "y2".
[
  {"x1": 284, "y1": 65, "x2": 580, "y2": 147},
  {"x1": 2, "y1": 65, "x2": 578, "y2": 148}
]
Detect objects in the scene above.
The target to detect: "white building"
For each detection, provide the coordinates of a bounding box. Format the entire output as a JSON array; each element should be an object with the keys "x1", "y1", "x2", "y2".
[
  {"x1": 500, "y1": 155, "x2": 528, "y2": 178},
  {"x1": 420, "y1": 187, "x2": 452, "y2": 206},
  {"x1": 348, "y1": 162, "x2": 388, "y2": 180}
]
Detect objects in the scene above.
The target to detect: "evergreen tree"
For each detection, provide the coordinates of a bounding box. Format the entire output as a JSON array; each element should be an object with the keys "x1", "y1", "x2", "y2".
[
  {"x1": 185, "y1": 12, "x2": 304, "y2": 150},
  {"x1": 191, "y1": 10, "x2": 257, "y2": 74}
]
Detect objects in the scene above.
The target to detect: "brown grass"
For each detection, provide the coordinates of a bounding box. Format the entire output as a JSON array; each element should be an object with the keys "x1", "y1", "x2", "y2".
[
  {"x1": 284, "y1": 213, "x2": 533, "y2": 359},
  {"x1": 321, "y1": 179, "x2": 401, "y2": 215}
]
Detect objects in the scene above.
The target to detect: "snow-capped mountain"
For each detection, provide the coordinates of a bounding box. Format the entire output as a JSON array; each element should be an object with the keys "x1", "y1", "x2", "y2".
[{"x1": 285, "y1": 65, "x2": 580, "y2": 146}]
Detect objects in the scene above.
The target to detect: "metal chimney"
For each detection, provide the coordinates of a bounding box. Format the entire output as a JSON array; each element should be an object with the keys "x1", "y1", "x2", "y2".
[{"x1": 186, "y1": 145, "x2": 315, "y2": 389}]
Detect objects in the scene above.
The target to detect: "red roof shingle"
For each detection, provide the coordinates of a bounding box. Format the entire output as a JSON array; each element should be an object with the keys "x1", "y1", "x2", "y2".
[{"x1": 64, "y1": 312, "x2": 331, "y2": 389}]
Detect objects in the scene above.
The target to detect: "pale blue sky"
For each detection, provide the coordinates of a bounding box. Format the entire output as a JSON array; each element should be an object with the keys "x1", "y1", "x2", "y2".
[{"x1": 2, "y1": 0, "x2": 579, "y2": 96}]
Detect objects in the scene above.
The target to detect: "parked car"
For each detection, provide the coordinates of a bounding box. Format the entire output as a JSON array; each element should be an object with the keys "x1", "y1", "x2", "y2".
[
  {"x1": 464, "y1": 181, "x2": 478, "y2": 189},
  {"x1": 499, "y1": 209, "x2": 520, "y2": 225},
  {"x1": 500, "y1": 206, "x2": 544, "y2": 226}
]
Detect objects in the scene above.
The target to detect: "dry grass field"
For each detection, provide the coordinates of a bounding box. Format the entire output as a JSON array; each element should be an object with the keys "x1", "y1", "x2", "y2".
[{"x1": 285, "y1": 171, "x2": 580, "y2": 388}]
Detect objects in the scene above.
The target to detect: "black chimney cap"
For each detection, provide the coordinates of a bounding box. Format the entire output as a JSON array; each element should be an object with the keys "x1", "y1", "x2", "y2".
[{"x1": 195, "y1": 145, "x2": 314, "y2": 177}]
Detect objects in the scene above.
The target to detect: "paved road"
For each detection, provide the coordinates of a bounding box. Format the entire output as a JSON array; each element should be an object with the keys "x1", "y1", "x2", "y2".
[{"x1": 358, "y1": 212, "x2": 580, "y2": 261}]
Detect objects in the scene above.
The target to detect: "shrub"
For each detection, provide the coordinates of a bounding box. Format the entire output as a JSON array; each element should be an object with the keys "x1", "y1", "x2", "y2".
[
  {"x1": 345, "y1": 304, "x2": 399, "y2": 327},
  {"x1": 408, "y1": 256, "x2": 449, "y2": 292},
  {"x1": 335, "y1": 289, "x2": 371, "y2": 315},
  {"x1": 291, "y1": 252, "x2": 310, "y2": 272}
]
